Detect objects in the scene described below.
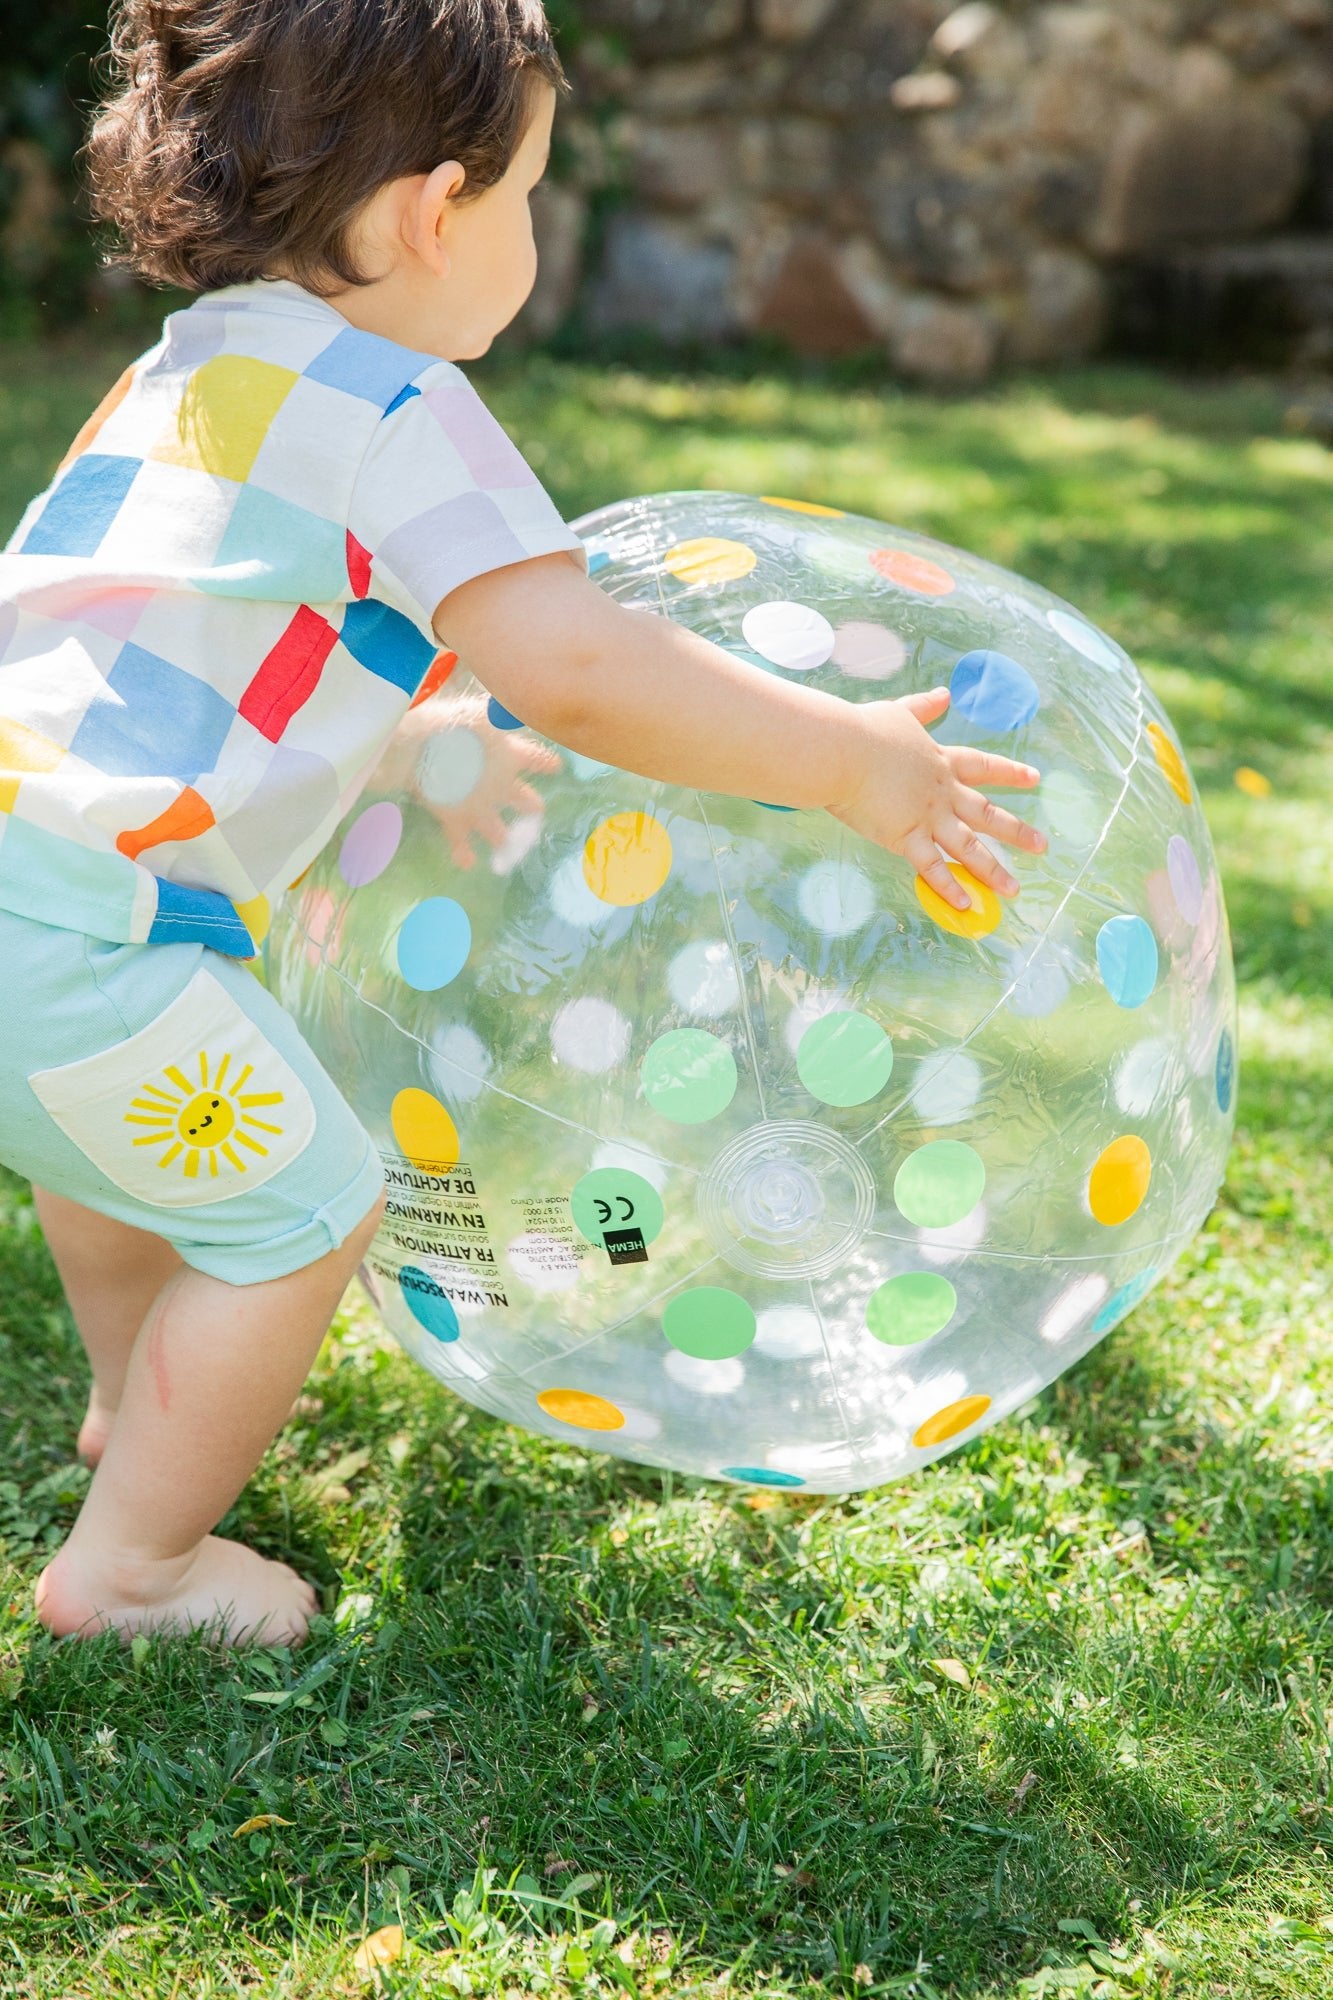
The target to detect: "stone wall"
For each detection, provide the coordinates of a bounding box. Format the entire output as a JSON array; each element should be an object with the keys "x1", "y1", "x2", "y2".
[{"x1": 520, "y1": 0, "x2": 1333, "y2": 377}]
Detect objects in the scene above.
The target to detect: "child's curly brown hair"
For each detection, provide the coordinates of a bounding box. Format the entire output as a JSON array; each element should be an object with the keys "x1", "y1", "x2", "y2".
[{"x1": 87, "y1": 0, "x2": 566, "y2": 294}]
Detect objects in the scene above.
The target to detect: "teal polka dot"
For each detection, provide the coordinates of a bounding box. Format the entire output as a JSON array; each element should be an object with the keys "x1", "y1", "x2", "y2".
[
  {"x1": 664, "y1": 1287, "x2": 756, "y2": 1360},
  {"x1": 396, "y1": 898, "x2": 472, "y2": 991},
  {"x1": 643, "y1": 1029, "x2": 738, "y2": 1125},
  {"x1": 722, "y1": 1467, "x2": 806, "y2": 1487},
  {"x1": 797, "y1": 1010, "x2": 894, "y2": 1107},
  {"x1": 1097, "y1": 915, "x2": 1159, "y2": 1009},
  {"x1": 1092, "y1": 1267, "x2": 1158, "y2": 1335},
  {"x1": 400, "y1": 1265, "x2": 460, "y2": 1342}
]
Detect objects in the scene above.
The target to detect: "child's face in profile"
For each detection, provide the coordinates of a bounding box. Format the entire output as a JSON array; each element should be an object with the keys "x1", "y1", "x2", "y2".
[{"x1": 430, "y1": 82, "x2": 556, "y2": 361}]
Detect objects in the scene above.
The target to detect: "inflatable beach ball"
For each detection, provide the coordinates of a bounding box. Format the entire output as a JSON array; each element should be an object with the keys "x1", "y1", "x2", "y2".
[{"x1": 268, "y1": 491, "x2": 1236, "y2": 1494}]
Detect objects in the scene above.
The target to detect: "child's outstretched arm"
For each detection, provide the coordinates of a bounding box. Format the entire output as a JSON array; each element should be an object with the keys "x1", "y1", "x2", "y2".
[{"x1": 437, "y1": 554, "x2": 1046, "y2": 913}]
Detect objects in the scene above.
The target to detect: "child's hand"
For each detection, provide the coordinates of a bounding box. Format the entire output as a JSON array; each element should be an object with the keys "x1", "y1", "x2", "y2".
[
  {"x1": 829, "y1": 687, "x2": 1046, "y2": 911},
  {"x1": 375, "y1": 693, "x2": 560, "y2": 869}
]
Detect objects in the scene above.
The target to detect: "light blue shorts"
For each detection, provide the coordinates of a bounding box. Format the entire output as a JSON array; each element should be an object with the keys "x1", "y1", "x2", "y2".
[{"x1": 0, "y1": 908, "x2": 384, "y2": 1285}]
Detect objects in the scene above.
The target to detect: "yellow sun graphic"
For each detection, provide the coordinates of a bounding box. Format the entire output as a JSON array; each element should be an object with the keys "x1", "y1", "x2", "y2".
[{"x1": 123, "y1": 1048, "x2": 285, "y2": 1181}]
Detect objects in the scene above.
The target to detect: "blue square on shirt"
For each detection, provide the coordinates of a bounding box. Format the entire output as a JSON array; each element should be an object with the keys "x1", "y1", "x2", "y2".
[
  {"x1": 21, "y1": 455, "x2": 142, "y2": 558},
  {"x1": 71, "y1": 642, "x2": 235, "y2": 782},
  {"x1": 340, "y1": 599, "x2": 438, "y2": 696},
  {"x1": 302, "y1": 328, "x2": 431, "y2": 411}
]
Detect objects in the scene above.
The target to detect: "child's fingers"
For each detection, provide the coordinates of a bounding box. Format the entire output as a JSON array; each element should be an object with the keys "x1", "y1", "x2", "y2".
[
  {"x1": 509, "y1": 780, "x2": 547, "y2": 817},
  {"x1": 904, "y1": 830, "x2": 972, "y2": 910},
  {"x1": 936, "y1": 818, "x2": 1019, "y2": 897},
  {"x1": 956, "y1": 786, "x2": 1048, "y2": 854},
  {"x1": 950, "y1": 747, "x2": 1041, "y2": 789},
  {"x1": 898, "y1": 686, "x2": 951, "y2": 725}
]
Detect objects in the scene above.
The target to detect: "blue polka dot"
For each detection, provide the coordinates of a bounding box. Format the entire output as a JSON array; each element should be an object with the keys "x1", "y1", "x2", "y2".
[
  {"x1": 396, "y1": 897, "x2": 472, "y2": 991},
  {"x1": 487, "y1": 697, "x2": 524, "y2": 731},
  {"x1": 950, "y1": 650, "x2": 1041, "y2": 732},
  {"x1": 1092, "y1": 1268, "x2": 1158, "y2": 1336},
  {"x1": 1215, "y1": 1027, "x2": 1236, "y2": 1114},
  {"x1": 754, "y1": 801, "x2": 797, "y2": 812},
  {"x1": 722, "y1": 1466, "x2": 806, "y2": 1488},
  {"x1": 588, "y1": 549, "x2": 612, "y2": 575},
  {"x1": 400, "y1": 1265, "x2": 460, "y2": 1342},
  {"x1": 1096, "y1": 915, "x2": 1159, "y2": 1009}
]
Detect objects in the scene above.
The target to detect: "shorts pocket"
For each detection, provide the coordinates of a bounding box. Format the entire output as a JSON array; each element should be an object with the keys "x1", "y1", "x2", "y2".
[{"x1": 30, "y1": 969, "x2": 317, "y2": 1209}]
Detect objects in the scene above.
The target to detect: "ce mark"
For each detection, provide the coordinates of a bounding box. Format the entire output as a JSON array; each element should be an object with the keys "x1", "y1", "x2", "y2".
[{"x1": 595, "y1": 1196, "x2": 636, "y2": 1226}]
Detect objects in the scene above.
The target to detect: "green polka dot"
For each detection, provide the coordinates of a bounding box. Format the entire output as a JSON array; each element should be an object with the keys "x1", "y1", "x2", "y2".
[
  {"x1": 804, "y1": 536, "x2": 876, "y2": 584},
  {"x1": 643, "y1": 1029, "x2": 738, "y2": 1125},
  {"x1": 796, "y1": 1009, "x2": 894, "y2": 1108},
  {"x1": 663, "y1": 1287, "x2": 756, "y2": 1360},
  {"x1": 894, "y1": 1140, "x2": 986, "y2": 1229},
  {"x1": 866, "y1": 1272, "x2": 957, "y2": 1346},
  {"x1": 571, "y1": 1168, "x2": 664, "y2": 1250}
]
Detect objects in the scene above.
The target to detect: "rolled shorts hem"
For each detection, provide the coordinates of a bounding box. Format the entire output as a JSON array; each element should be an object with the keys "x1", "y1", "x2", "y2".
[{"x1": 174, "y1": 1140, "x2": 387, "y2": 1287}]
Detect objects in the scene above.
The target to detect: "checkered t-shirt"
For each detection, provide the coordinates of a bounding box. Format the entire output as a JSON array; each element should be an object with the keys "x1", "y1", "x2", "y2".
[{"x1": 0, "y1": 280, "x2": 585, "y2": 956}]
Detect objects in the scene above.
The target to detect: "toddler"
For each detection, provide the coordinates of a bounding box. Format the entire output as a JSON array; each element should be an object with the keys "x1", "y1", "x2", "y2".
[{"x1": 2, "y1": 0, "x2": 1045, "y2": 1646}]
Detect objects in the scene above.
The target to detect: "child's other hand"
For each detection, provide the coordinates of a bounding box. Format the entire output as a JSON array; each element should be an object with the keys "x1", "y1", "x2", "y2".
[
  {"x1": 377, "y1": 694, "x2": 560, "y2": 869},
  {"x1": 829, "y1": 687, "x2": 1046, "y2": 911}
]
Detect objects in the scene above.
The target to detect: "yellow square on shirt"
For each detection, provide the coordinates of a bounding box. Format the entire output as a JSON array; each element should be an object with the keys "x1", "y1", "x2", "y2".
[{"x1": 153, "y1": 355, "x2": 301, "y2": 484}]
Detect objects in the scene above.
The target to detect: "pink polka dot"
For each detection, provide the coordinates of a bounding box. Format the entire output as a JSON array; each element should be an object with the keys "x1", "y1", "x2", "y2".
[
  {"x1": 1167, "y1": 835, "x2": 1203, "y2": 925},
  {"x1": 338, "y1": 802, "x2": 403, "y2": 887}
]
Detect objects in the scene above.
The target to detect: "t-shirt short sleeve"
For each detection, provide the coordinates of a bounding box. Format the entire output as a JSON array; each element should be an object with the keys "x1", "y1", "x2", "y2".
[{"x1": 347, "y1": 362, "x2": 586, "y2": 634}]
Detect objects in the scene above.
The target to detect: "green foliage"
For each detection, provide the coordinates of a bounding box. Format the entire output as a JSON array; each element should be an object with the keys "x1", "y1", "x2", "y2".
[{"x1": 0, "y1": 341, "x2": 1331, "y2": 1997}]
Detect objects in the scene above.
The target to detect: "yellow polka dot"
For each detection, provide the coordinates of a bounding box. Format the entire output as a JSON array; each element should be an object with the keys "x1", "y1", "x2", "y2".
[
  {"x1": 391, "y1": 1088, "x2": 460, "y2": 1174},
  {"x1": 583, "y1": 812, "x2": 673, "y2": 906},
  {"x1": 235, "y1": 894, "x2": 271, "y2": 947},
  {"x1": 538, "y1": 1388, "x2": 626, "y2": 1432},
  {"x1": 1147, "y1": 723, "x2": 1192, "y2": 804},
  {"x1": 760, "y1": 496, "x2": 846, "y2": 518},
  {"x1": 915, "y1": 865, "x2": 1002, "y2": 939},
  {"x1": 1089, "y1": 1134, "x2": 1152, "y2": 1226},
  {"x1": 663, "y1": 537, "x2": 758, "y2": 585},
  {"x1": 913, "y1": 1393, "x2": 992, "y2": 1450},
  {"x1": 1234, "y1": 765, "x2": 1271, "y2": 799}
]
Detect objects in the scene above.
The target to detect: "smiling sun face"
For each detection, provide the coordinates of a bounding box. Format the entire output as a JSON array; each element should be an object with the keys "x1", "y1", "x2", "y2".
[{"x1": 124, "y1": 1049, "x2": 285, "y2": 1181}]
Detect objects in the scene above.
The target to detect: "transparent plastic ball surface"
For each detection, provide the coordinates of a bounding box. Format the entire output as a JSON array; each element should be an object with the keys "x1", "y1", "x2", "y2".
[{"x1": 268, "y1": 492, "x2": 1237, "y2": 1494}]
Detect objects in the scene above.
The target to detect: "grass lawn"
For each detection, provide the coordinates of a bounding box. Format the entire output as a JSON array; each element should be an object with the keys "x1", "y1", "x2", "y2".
[{"x1": 1, "y1": 329, "x2": 1331, "y2": 2000}]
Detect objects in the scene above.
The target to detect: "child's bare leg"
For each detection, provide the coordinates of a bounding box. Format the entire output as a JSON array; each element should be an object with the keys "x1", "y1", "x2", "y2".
[
  {"x1": 32, "y1": 1188, "x2": 182, "y2": 1465},
  {"x1": 36, "y1": 1193, "x2": 384, "y2": 1648}
]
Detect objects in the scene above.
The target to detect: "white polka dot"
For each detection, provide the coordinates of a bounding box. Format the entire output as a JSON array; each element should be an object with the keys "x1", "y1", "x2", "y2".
[
  {"x1": 551, "y1": 998, "x2": 631, "y2": 1073},
  {"x1": 490, "y1": 812, "x2": 543, "y2": 877},
  {"x1": 1047, "y1": 606, "x2": 1122, "y2": 670},
  {"x1": 664, "y1": 1350, "x2": 746, "y2": 1394},
  {"x1": 742, "y1": 600, "x2": 835, "y2": 674},
  {"x1": 831, "y1": 620, "x2": 908, "y2": 680},
  {"x1": 910, "y1": 1049, "x2": 983, "y2": 1125},
  {"x1": 1114, "y1": 1037, "x2": 1174, "y2": 1117},
  {"x1": 798, "y1": 861, "x2": 876, "y2": 937},
  {"x1": 417, "y1": 729, "x2": 486, "y2": 806},
  {"x1": 917, "y1": 1203, "x2": 987, "y2": 1265},
  {"x1": 754, "y1": 1305, "x2": 825, "y2": 1359},
  {"x1": 668, "y1": 939, "x2": 740, "y2": 1017},
  {"x1": 428, "y1": 1023, "x2": 493, "y2": 1104},
  {"x1": 590, "y1": 1139, "x2": 671, "y2": 1192},
  {"x1": 550, "y1": 854, "x2": 615, "y2": 928},
  {"x1": 784, "y1": 989, "x2": 849, "y2": 1056},
  {"x1": 615, "y1": 1402, "x2": 663, "y2": 1443},
  {"x1": 506, "y1": 1231, "x2": 582, "y2": 1293},
  {"x1": 1003, "y1": 945, "x2": 1070, "y2": 1019},
  {"x1": 1039, "y1": 1274, "x2": 1109, "y2": 1344}
]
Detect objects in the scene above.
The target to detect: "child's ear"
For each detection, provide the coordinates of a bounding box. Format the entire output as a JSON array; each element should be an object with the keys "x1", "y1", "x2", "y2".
[{"x1": 406, "y1": 160, "x2": 468, "y2": 276}]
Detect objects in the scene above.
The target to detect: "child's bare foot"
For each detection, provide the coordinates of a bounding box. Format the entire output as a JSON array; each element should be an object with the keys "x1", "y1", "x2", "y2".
[
  {"x1": 77, "y1": 1391, "x2": 118, "y2": 1467},
  {"x1": 36, "y1": 1535, "x2": 318, "y2": 1647}
]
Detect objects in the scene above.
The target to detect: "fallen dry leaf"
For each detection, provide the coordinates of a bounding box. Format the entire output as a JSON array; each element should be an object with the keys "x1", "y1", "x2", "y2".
[
  {"x1": 929, "y1": 1657, "x2": 972, "y2": 1690},
  {"x1": 353, "y1": 1926, "x2": 405, "y2": 1975},
  {"x1": 231, "y1": 1814, "x2": 294, "y2": 1838}
]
